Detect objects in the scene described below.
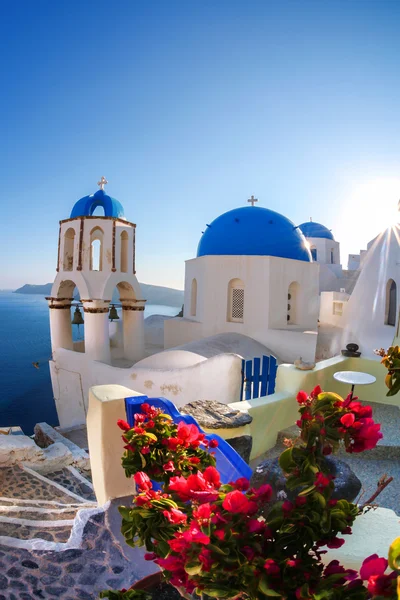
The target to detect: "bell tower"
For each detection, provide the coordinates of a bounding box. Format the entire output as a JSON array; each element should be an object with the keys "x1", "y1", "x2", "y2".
[{"x1": 47, "y1": 178, "x2": 145, "y2": 364}]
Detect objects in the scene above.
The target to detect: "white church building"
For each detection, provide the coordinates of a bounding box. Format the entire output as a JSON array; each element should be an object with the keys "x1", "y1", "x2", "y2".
[{"x1": 165, "y1": 199, "x2": 320, "y2": 363}]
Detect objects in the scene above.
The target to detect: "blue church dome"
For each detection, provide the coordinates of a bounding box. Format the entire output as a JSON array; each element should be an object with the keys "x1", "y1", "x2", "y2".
[
  {"x1": 298, "y1": 221, "x2": 334, "y2": 240},
  {"x1": 197, "y1": 206, "x2": 311, "y2": 262},
  {"x1": 70, "y1": 189, "x2": 125, "y2": 219}
]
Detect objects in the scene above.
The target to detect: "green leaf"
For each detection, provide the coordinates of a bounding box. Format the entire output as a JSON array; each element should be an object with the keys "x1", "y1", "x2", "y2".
[
  {"x1": 184, "y1": 562, "x2": 203, "y2": 576},
  {"x1": 202, "y1": 586, "x2": 233, "y2": 598},
  {"x1": 298, "y1": 485, "x2": 316, "y2": 496},
  {"x1": 278, "y1": 447, "x2": 294, "y2": 472},
  {"x1": 259, "y1": 574, "x2": 283, "y2": 597}
]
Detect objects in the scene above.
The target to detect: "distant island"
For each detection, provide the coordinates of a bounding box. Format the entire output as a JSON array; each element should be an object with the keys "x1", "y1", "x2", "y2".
[{"x1": 14, "y1": 282, "x2": 184, "y2": 308}]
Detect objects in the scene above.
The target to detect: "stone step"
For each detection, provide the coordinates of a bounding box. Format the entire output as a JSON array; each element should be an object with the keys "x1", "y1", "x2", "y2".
[
  {"x1": 0, "y1": 505, "x2": 79, "y2": 521},
  {"x1": 0, "y1": 518, "x2": 73, "y2": 542},
  {"x1": 43, "y1": 467, "x2": 96, "y2": 502},
  {"x1": 0, "y1": 466, "x2": 86, "y2": 504}
]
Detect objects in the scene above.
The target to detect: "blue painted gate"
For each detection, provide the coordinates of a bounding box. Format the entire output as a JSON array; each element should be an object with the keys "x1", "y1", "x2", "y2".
[{"x1": 240, "y1": 355, "x2": 278, "y2": 400}]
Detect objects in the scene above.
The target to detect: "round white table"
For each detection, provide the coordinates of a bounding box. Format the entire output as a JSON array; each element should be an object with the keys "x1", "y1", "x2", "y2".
[{"x1": 333, "y1": 370, "x2": 376, "y2": 398}]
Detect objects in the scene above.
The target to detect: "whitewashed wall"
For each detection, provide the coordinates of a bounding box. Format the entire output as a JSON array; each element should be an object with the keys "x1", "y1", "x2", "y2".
[
  {"x1": 166, "y1": 255, "x2": 319, "y2": 363},
  {"x1": 50, "y1": 348, "x2": 243, "y2": 429}
]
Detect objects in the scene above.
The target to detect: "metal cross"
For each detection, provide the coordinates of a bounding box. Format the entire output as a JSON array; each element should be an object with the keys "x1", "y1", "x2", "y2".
[
  {"x1": 97, "y1": 176, "x2": 108, "y2": 190},
  {"x1": 247, "y1": 195, "x2": 258, "y2": 207}
]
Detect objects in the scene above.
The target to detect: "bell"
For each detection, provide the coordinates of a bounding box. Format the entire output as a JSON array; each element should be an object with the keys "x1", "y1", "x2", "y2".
[
  {"x1": 109, "y1": 304, "x2": 119, "y2": 321},
  {"x1": 71, "y1": 306, "x2": 84, "y2": 326}
]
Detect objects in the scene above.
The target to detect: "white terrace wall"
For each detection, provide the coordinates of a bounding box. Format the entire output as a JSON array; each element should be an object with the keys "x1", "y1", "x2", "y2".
[{"x1": 50, "y1": 348, "x2": 243, "y2": 429}]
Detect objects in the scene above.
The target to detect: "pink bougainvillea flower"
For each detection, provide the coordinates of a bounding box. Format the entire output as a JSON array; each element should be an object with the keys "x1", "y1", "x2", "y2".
[
  {"x1": 117, "y1": 419, "x2": 131, "y2": 431},
  {"x1": 141, "y1": 446, "x2": 151, "y2": 454},
  {"x1": 213, "y1": 528, "x2": 225, "y2": 541},
  {"x1": 163, "y1": 508, "x2": 187, "y2": 525},
  {"x1": 199, "y1": 548, "x2": 214, "y2": 571},
  {"x1": 340, "y1": 413, "x2": 355, "y2": 428},
  {"x1": 296, "y1": 390, "x2": 309, "y2": 404},
  {"x1": 247, "y1": 518, "x2": 266, "y2": 533},
  {"x1": 133, "y1": 471, "x2": 152, "y2": 491},
  {"x1": 347, "y1": 418, "x2": 383, "y2": 453}
]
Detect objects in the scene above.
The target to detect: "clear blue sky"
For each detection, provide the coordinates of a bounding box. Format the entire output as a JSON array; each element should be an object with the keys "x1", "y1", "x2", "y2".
[{"x1": 1, "y1": 0, "x2": 400, "y2": 290}]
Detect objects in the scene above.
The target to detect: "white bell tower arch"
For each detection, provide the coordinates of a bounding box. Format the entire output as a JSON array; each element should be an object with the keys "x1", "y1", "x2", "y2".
[{"x1": 47, "y1": 178, "x2": 145, "y2": 365}]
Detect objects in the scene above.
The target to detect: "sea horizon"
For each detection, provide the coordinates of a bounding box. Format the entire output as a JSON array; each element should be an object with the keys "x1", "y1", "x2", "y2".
[{"x1": 0, "y1": 291, "x2": 179, "y2": 435}]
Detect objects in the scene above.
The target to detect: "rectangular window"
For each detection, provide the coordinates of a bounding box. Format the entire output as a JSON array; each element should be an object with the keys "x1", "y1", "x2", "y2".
[
  {"x1": 231, "y1": 288, "x2": 244, "y2": 322},
  {"x1": 333, "y1": 301, "x2": 343, "y2": 316}
]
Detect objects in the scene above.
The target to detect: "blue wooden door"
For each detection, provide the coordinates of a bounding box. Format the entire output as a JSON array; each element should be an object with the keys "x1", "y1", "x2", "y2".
[{"x1": 240, "y1": 355, "x2": 277, "y2": 400}]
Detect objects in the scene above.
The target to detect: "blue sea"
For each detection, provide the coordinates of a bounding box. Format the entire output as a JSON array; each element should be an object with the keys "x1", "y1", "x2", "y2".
[{"x1": 0, "y1": 292, "x2": 179, "y2": 435}]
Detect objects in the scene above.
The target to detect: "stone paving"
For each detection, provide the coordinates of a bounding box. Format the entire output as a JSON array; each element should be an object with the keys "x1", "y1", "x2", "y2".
[
  {"x1": 0, "y1": 505, "x2": 151, "y2": 599},
  {"x1": 0, "y1": 469, "x2": 77, "y2": 504},
  {"x1": 44, "y1": 469, "x2": 96, "y2": 502}
]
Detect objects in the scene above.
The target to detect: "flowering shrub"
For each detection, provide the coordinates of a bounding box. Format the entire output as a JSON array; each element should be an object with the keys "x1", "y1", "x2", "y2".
[
  {"x1": 117, "y1": 402, "x2": 217, "y2": 485},
  {"x1": 102, "y1": 388, "x2": 399, "y2": 600}
]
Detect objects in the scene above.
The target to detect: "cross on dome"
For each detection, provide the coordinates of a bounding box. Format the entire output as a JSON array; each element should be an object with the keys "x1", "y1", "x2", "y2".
[
  {"x1": 247, "y1": 195, "x2": 258, "y2": 207},
  {"x1": 97, "y1": 176, "x2": 108, "y2": 191}
]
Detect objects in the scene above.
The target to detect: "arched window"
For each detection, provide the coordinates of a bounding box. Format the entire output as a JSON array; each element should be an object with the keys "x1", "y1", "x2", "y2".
[
  {"x1": 63, "y1": 228, "x2": 75, "y2": 271},
  {"x1": 310, "y1": 246, "x2": 317, "y2": 261},
  {"x1": 90, "y1": 227, "x2": 104, "y2": 271},
  {"x1": 227, "y1": 279, "x2": 244, "y2": 323},
  {"x1": 385, "y1": 279, "x2": 397, "y2": 326},
  {"x1": 287, "y1": 281, "x2": 300, "y2": 325},
  {"x1": 120, "y1": 231, "x2": 128, "y2": 273},
  {"x1": 190, "y1": 278, "x2": 197, "y2": 316}
]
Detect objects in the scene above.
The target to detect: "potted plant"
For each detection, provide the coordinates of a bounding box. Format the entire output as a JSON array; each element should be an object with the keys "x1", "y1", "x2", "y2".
[{"x1": 100, "y1": 393, "x2": 400, "y2": 599}]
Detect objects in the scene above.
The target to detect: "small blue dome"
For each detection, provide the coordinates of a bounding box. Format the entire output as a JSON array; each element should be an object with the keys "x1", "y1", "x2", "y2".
[
  {"x1": 70, "y1": 189, "x2": 125, "y2": 219},
  {"x1": 197, "y1": 206, "x2": 311, "y2": 262},
  {"x1": 298, "y1": 221, "x2": 334, "y2": 240}
]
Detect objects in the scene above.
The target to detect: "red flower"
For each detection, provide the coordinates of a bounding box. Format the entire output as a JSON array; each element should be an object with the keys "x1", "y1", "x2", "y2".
[
  {"x1": 347, "y1": 418, "x2": 383, "y2": 453},
  {"x1": 213, "y1": 529, "x2": 225, "y2": 541},
  {"x1": 340, "y1": 413, "x2": 355, "y2": 428},
  {"x1": 231, "y1": 477, "x2": 250, "y2": 491},
  {"x1": 117, "y1": 419, "x2": 131, "y2": 431},
  {"x1": 203, "y1": 466, "x2": 221, "y2": 488},
  {"x1": 199, "y1": 548, "x2": 213, "y2": 571},
  {"x1": 295, "y1": 496, "x2": 307, "y2": 507},
  {"x1": 133, "y1": 426, "x2": 145, "y2": 434},
  {"x1": 177, "y1": 421, "x2": 203, "y2": 446},
  {"x1": 348, "y1": 401, "x2": 372, "y2": 418},
  {"x1": 315, "y1": 472, "x2": 331, "y2": 490},
  {"x1": 141, "y1": 446, "x2": 150, "y2": 454},
  {"x1": 242, "y1": 546, "x2": 256, "y2": 561},
  {"x1": 134, "y1": 471, "x2": 152, "y2": 491},
  {"x1": 360, "y1": 554, "x2": 388, "y2": 580},
  {"x1": 163, "y1": 508, "x2": 187, "y2": 524},
  {"x1": 311, "y1": 385, "x2": 322, "y2": 398},
  {"x1": 163, "y1": 437, "x2": 180, "y2": 450},
  {"x1": 326, "y1": 537, "x2": 345, "y2": 549},
  {"x1": 193, "y1": 503, "x2": 212, "y2": 521},
  {"x1": 253, "y1": 484, "x2": 273, "y2": 502},
  {"x1": 141, "y1": 403, "x2": 151, "y2": 414},
  {"x1": 144, "y1": 552, "x2": 157, "y2": 561},
  {"x1": 264, "y1": 559, "x2": 280, "y2": 575},
  {"x1": 223, "y1": 490, "x2": 251, "y2": 514},
  {"x1": 247, "y1": 519, "x2": 266, "y2": 533},
  {"x1": 168, "y1": 472, "x2": 219, "y2": 503},
  {"x1": 188, "y1": 456, "x2": 201, "y2": 464},
  {"x1": 209, "y1": 439, "x2": 219, "y2": 448},
  {"x1": 296, "y1": 390, "x2": 309, "y2": 404},
  {"x1": 189, "y1": 521, "x2": 210, "y2": 545},
  {"x1": 282, "y1": 500, "x2": 294, "y2": 516},
  {"x1": 163, "y1": 461, "x2": 175, "y2": 472}
]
